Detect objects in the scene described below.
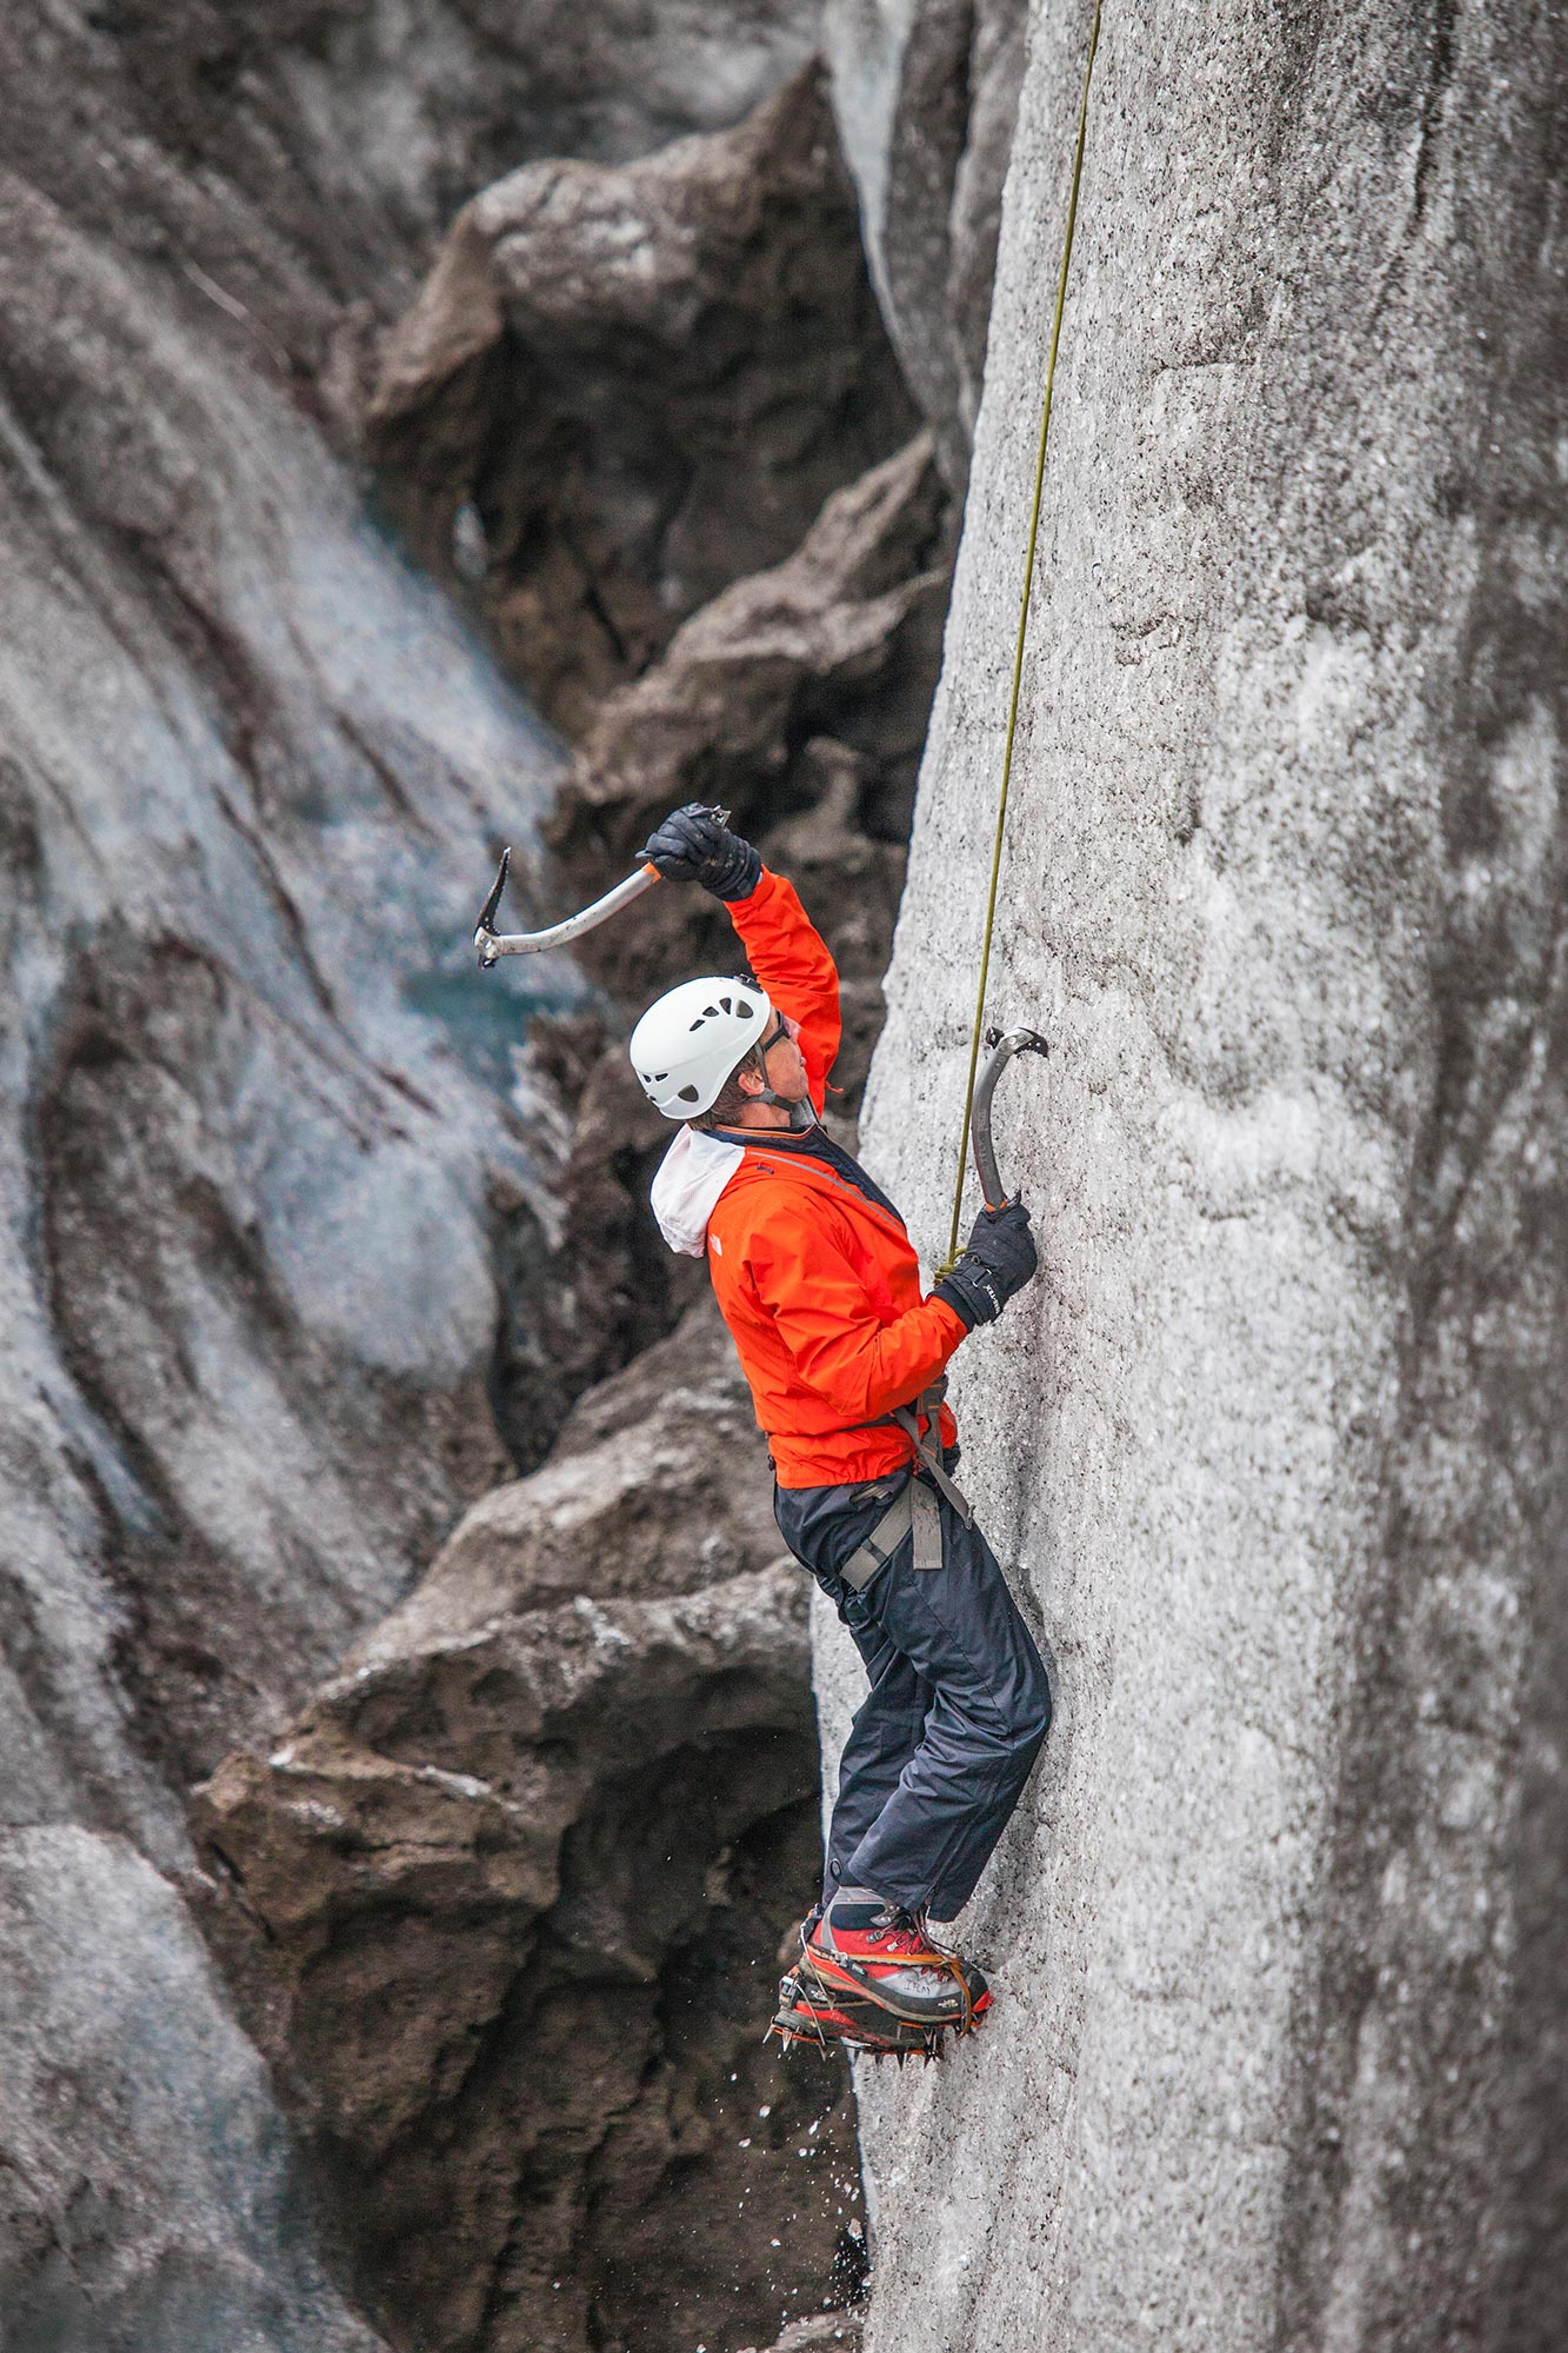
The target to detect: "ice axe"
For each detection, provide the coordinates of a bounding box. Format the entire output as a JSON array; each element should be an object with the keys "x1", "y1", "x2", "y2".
[
  {"x1": 472, "y1": 808, "x2": 732, "y2": 966},
  {"x1": 473, "y1": 848, "x2": 657, "y2": 965},
  {"x1": 969, "y1": 1026, "x2": 1049, "y2": 1212}
]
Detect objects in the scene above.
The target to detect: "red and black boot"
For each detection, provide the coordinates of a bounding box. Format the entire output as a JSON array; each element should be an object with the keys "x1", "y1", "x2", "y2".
[
  {"x1": 799, "y1": 1889, "x2": 990, "y2": 2031},
  {"x1": 770, "y1": 1969, "x2": 947, "y2": 2060}
]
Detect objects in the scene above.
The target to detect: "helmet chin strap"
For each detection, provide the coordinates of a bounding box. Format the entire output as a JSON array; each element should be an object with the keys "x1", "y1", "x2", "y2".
[{"x1": 749, "y1": 1046, "x2": 820, "y2": 1132}]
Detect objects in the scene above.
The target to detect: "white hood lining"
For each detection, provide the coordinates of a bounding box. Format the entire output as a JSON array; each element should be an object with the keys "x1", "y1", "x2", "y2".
[{"x1": 650, "y1": 1126, "x2": 745, "y2": 1257}]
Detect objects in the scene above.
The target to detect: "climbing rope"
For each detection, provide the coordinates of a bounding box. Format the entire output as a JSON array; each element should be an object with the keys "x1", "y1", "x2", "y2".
[{"x1": 939, "y1": 0, "x2": 1102, "y2": 1276}]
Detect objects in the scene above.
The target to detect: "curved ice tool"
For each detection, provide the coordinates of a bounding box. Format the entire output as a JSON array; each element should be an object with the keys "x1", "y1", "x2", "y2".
[
  {"x1": 473, "y1": 807, "x2": 733, "y2": 966},
  {"x1": 971, "y1": 1026, "x2": 1049, "y2": 1211},
  {"x1": 472, "y1": 847, "x2": 657, "y2": 965}
]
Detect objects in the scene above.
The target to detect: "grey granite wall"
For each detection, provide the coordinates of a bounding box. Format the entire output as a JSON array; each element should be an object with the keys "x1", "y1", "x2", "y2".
[{"x1": 830, "y1": 3, "x2": 1568, "y2": 2344}]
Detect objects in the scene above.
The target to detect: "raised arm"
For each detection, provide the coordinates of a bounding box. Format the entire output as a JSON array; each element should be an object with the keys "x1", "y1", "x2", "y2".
[
  {"x1": 726, "y1": 869, "x2": 840, "y2": 1113},
  {"x1": 640, "y1": 804, "x2": 842, "y2": 1111}
]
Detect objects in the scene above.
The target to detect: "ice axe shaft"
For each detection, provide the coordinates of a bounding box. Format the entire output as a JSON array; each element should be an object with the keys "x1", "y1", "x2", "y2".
[
  {"x1": 971, "y1": 1026, "x2": 1049, "y2": 1211},
  {"x1": 474, "y1": 850, "x2": 659, "y2": 964},
  {"x1": 473, "y1": 806, "x2": 733, "y2": 966}
]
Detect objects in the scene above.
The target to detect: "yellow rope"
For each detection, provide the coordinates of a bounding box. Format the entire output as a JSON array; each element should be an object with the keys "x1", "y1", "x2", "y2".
[{"x1": 939, "y1": 0, "x2": 1102, "y2": 1276}]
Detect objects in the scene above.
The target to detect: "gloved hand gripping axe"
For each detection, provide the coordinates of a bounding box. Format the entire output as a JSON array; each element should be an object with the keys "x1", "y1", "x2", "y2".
[{"x1": 472, "y1": 808, "x2": 732, "y2": 966}]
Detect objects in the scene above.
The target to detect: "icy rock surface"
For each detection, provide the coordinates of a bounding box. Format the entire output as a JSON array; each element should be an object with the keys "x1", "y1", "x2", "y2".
[
  {"x1": 828, "y1": 2, "x2": 1568, "y2": 2348},
  {"x1": 0, "y1": 1825, "x2": 383, "y2": 2351},
  {"x1": 0, "y1": 7, "x2": 578, "y2": 1868},
  {"x1": 0, "y1": 0, "x2": 820, "y2": 2337},
  {"x1": 824, "y1": 0, "x2": 1027, "y2": 485}
]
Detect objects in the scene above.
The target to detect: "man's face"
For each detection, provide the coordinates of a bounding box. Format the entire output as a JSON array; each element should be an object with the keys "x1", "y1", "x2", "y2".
[{"x1": 744, "y1": 1010, "x2": 810, "y2": 1103}]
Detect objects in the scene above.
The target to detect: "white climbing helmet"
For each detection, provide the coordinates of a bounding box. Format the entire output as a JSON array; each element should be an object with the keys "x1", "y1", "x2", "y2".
[{"x1": 629, "y1": 976, "x2": 772, "y2": 1119}]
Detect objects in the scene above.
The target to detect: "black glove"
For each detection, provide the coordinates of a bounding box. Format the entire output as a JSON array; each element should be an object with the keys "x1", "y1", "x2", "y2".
[
  {"x1": 641, "y1": 803, "x2": 762, "y2": 901},
  {"x1": 934, "y1": 1200, "x2": 1038, "y2": 1329}
]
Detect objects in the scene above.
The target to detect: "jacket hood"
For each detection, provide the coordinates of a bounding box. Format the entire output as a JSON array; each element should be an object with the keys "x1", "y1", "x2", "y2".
[{"x1": 650, "y1": 1126, "x2": 745, "y2": 1256}]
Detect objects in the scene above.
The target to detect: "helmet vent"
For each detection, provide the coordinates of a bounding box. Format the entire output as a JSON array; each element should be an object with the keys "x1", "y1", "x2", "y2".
[
  {"x1": 677, "y1": 1084, "x2": 699, "y2": 1102},
  {"x1": 736, "y1": 998, "x2": 753, "y2": 1017}
]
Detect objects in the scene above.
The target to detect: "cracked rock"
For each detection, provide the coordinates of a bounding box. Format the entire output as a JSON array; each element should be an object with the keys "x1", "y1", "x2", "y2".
[
  {"x1": 368, "y1": 65, "x2": 920, "y2": 734},
  {"x1": 198, "y1": 1303, "x2": 862, "y2": 2353}
]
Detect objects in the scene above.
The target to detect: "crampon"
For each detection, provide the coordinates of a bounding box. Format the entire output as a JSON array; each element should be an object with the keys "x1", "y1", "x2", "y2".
[
  {"x1": 767, "y1": 1921, "x2": 991, "y2": 2064},
  {"x1": 768, "y1": 1967, "x2": 957, "y2": 2062}
]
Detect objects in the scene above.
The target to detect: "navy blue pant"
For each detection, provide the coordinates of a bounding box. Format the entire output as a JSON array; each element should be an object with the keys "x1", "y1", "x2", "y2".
[{"x1": 774, "y1": 1470, "x2": 1051, "y2": 1919}]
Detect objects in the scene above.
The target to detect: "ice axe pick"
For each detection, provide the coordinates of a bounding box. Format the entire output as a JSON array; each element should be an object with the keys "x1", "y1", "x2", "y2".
[{"x1": 472, "y1": 810, "x2": 732, "y2": 966}]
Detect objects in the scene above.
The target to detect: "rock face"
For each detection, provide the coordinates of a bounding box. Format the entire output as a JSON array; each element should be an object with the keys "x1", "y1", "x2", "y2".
[
  {"x1": 368, "y1": 67, "x2": 920, "y2": 735},
  {"x1": 199, "y1": 1304, "x2": 864, "y2": 2353},
  {"x1": 548, "y1": 432, "x2": 947, "y2": 1005},
  {"x1": 0, "y1": 1825, "x2": 381, "y2": 2352},
  {"x1": 824, "y1": 0, "x2": 1028, "y2": 484},
  {"x1": 0, "y1": 0, "x2": 836, "y2": 2339},
  {"x1": 556, "y1": 434, "x2": 948, "y2": 873},
  {"x1": 0, "y1": 79, "x2": 566, "y2": 1846},
  {"x1": 835, "y1": 2, "x2": 1568, "y2": 2347}
]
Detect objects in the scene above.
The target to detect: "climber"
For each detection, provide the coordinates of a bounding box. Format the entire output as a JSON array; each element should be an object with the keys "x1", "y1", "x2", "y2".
[{"x1": 628, "y1": 803, "x2": 1051, "y2": 2048}]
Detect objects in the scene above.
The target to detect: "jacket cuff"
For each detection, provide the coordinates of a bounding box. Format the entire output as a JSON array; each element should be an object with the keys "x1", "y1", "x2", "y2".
[
  {"x1": 930, "y1": 1285, "x2": 978, "y2": 1335},
  {"x1": 715, "y1": 843, "x2": 763, "y2": 901}
]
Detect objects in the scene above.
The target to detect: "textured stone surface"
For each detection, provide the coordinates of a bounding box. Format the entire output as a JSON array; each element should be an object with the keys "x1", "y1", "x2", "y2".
[
  {"x1": 368, "y1": 67, "x2": 920, "y2": 734},
  {"x1": 199, "y1": 1303, "x2": 863, "y2": 2353},
  {"x1": 742, "y1": 2316, "x2": 866, "y2": 2353},
  {"x1": 0, "y1": 3, "x2": 581, "y2": 1866},
  {"x1": 550, "y1": 433, "x2": 946, "y2": 975},
  {"x1": 0, "y1": 1825, "x2": 383, "y2": 2352},
  {"x1": 824, "y1": 0, "x2": 1027, "y2": 483},
  {"x1": 831, "y1": 2, "x2": 1568, "y2": 2348},
  {"x1": 0, "y1": 0, "x2": 831, "y2": 2339}
]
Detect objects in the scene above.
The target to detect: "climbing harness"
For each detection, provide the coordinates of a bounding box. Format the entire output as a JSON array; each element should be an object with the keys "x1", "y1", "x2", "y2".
[
  {"x1": 881, "y1": 1385, "x2": 971, "y2": 1523},
  {"x1": 471, "y1": 807, "x2": 732, "y2": 965},
  {"x1": 938, "y1": 0, "x2": 1101, "y2": 1275},
  {"x1": 838, "y1": 1476, "x2": 942, "y2": 1594},
  {"x1": 837, "y1": 1373, "x2": 974, "y2": 1590}
]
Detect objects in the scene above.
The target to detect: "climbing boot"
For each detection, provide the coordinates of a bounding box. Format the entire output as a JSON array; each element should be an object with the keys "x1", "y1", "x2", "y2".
[
  {"x1": 770, "y1": 1969, "x2": 946, "y2": 2061},
  {"x1": 803, "y1": 1897, "x2": 989, "y2": 2029}
]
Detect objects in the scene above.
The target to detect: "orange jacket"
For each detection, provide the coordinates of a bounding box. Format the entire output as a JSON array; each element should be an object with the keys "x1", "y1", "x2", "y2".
[{"x1": 698, "y1": 868, "x2": 968, "y2": 1488}]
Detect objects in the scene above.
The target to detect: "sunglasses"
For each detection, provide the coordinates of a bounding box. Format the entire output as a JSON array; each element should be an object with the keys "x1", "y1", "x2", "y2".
[{"x1": 758, "y1": 1010, "x2": 793, "y2": 1055}]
